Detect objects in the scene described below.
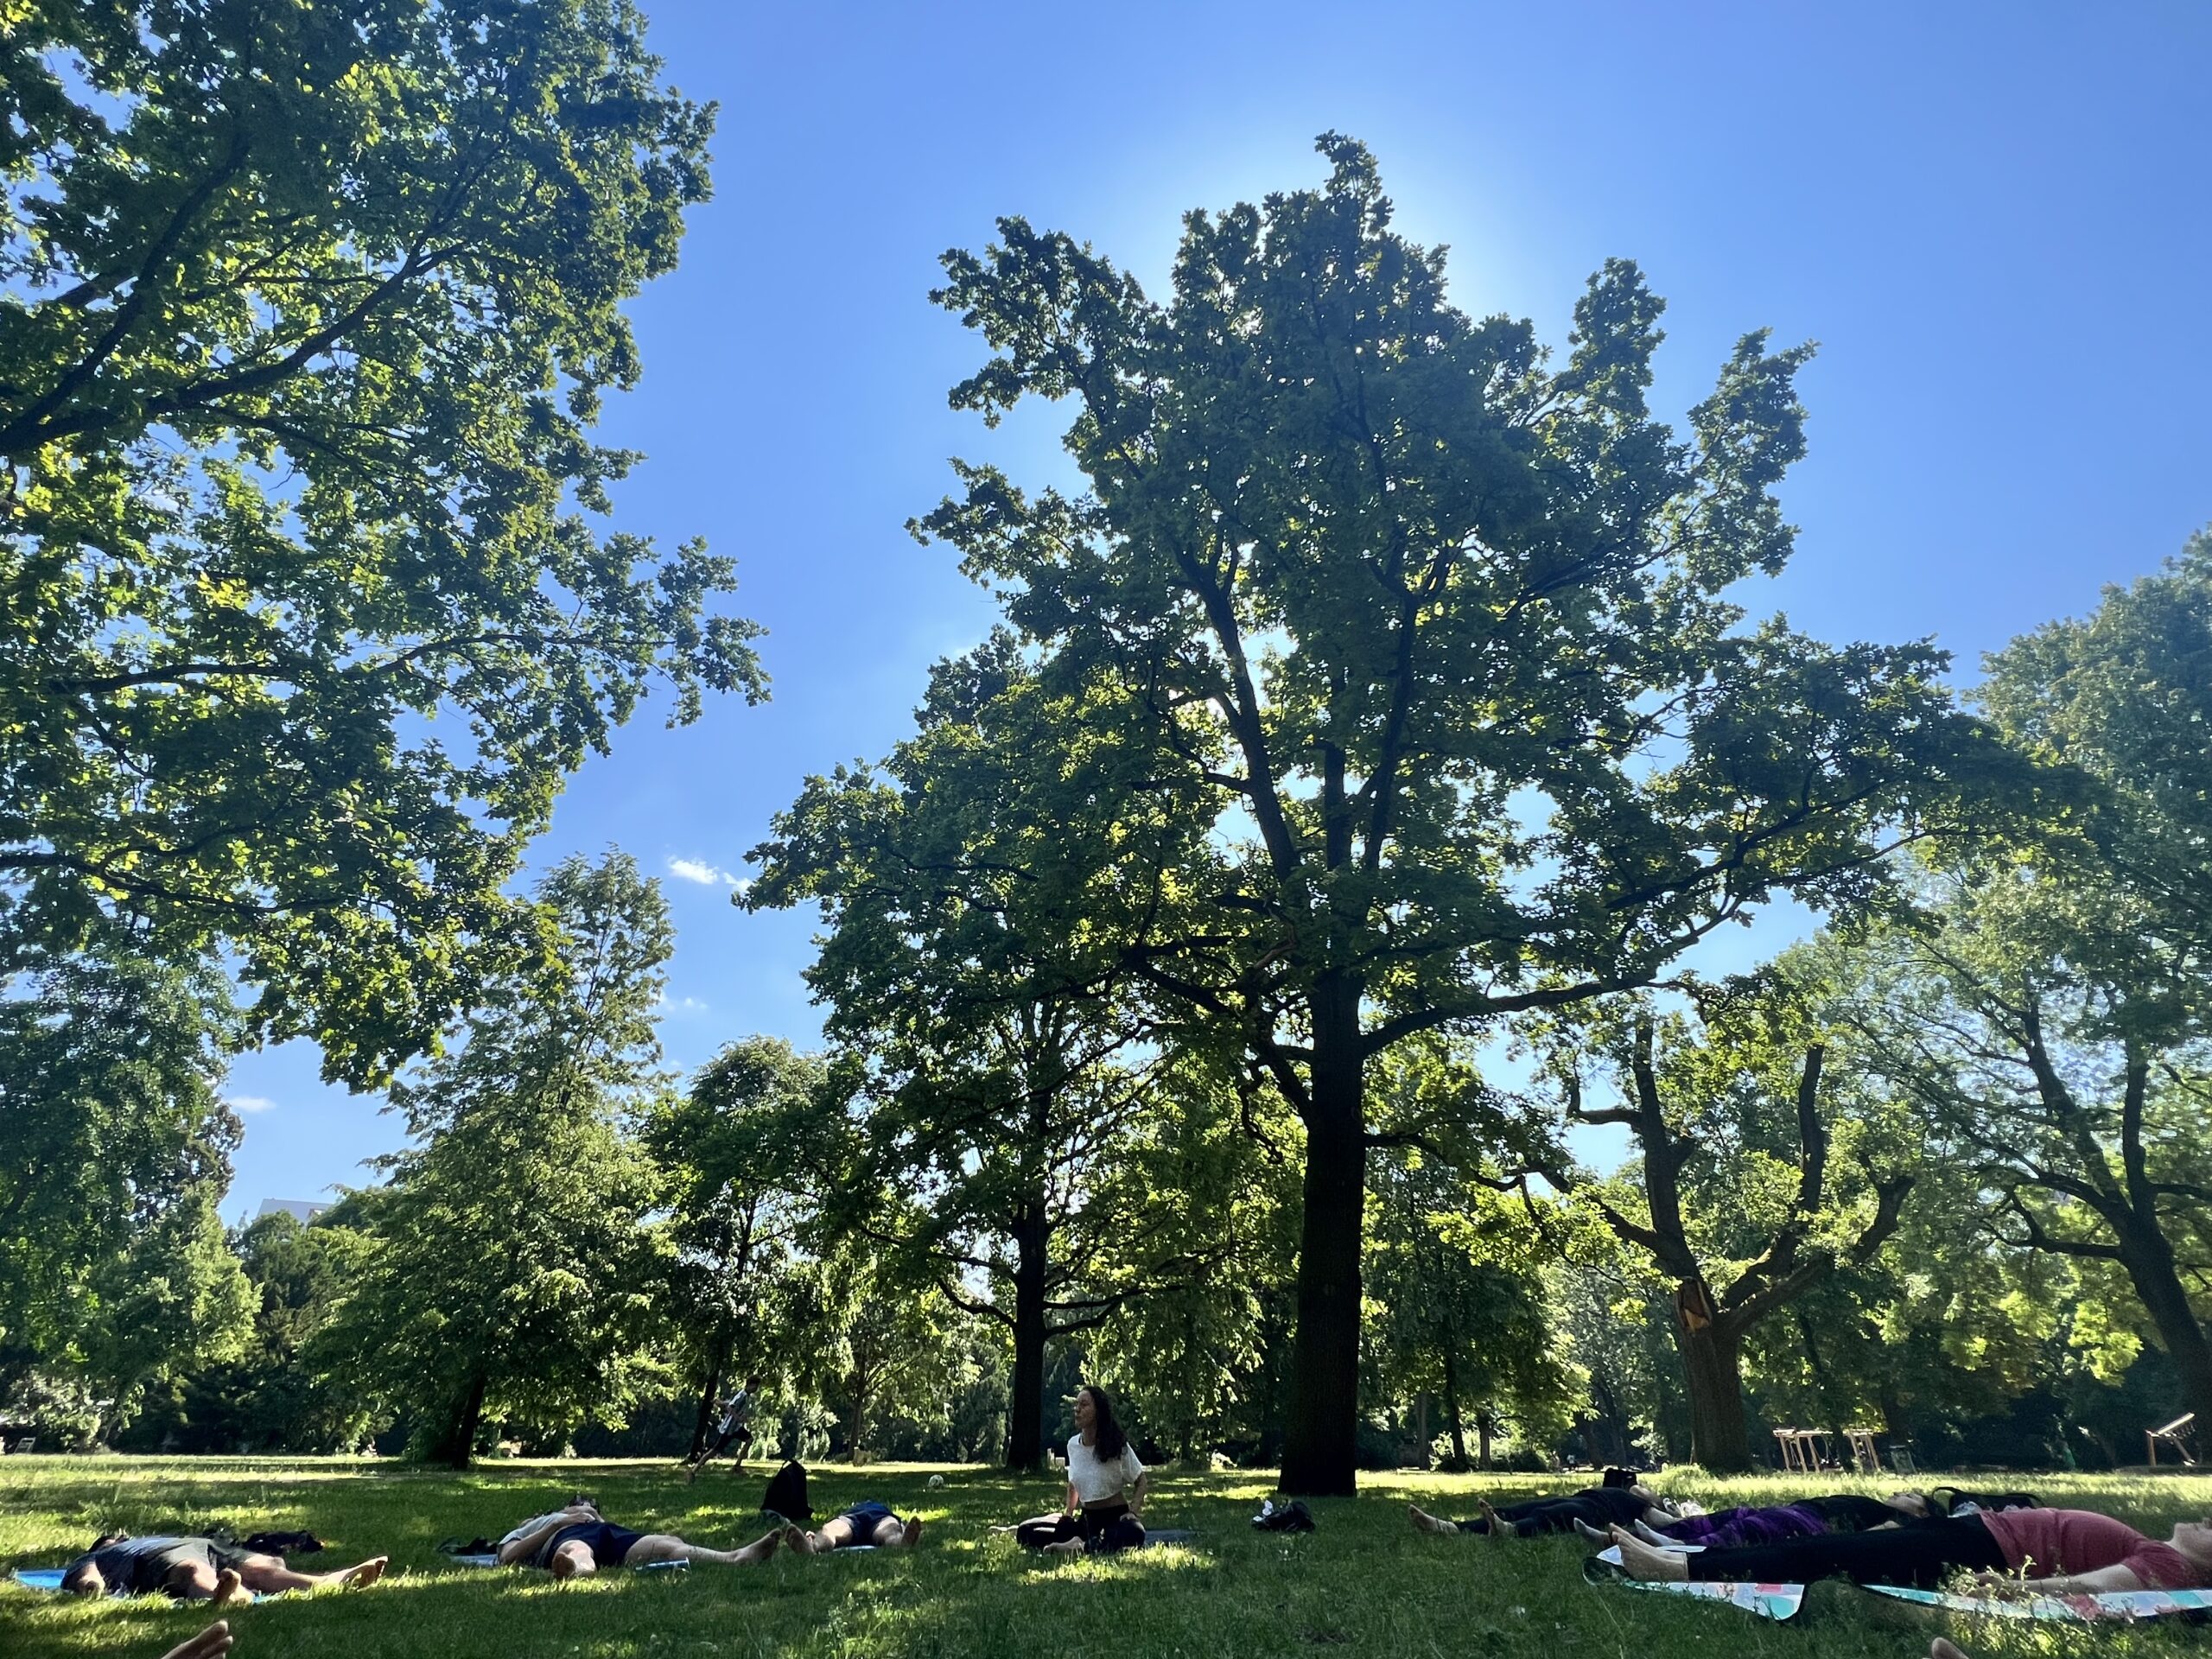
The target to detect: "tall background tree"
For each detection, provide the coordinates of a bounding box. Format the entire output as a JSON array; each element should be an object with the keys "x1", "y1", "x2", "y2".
[
  {"x1": 0, "y1": 0, "x2": 761, "y2": 1086},
  {"x1": 1539, "y1": 994, "x2": 1916, "y2": 1470},
  {"x1": 317, "y1": 853, "x2": 672, "y2": 1465},
  {"x1": 751, "y1": 637, "x2": 1213, "y2": 1468},
  {"x1": 917, "y1": 134, "x2": 1990, "y2": 1490},
  {"x1": 0, "y1": 942, "x2": 250, "y2": 1440},
  {"x1": 644, "y1": 1035, "x2": 827, "y2": 1459},
  {"x1": 1834, "y1": 539, "x2": 2212, "y2": 1436}
]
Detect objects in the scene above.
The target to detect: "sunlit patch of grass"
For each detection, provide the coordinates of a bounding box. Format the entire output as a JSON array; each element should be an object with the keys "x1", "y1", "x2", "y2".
[{"x1": 6, "y1": 1459, "x2": 2212, "y2": 1657}]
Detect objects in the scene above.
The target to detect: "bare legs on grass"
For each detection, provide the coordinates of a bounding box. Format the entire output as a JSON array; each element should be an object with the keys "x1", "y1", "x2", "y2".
[
  {"x1": 549, "y1": 1530, "x2": 781, "y2": 1580},
  {"x1": 783, "y1": 1515, "x2": 922, "y2": 1554}
]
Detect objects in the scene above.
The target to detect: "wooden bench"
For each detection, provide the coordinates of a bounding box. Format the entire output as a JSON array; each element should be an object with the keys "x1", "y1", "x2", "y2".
[{"x1": 2147, "y1": 1413, "x2": 2196, "y2": 1467}]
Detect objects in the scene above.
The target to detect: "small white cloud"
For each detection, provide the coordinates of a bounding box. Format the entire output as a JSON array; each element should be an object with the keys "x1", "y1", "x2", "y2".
[
  {"x1": 667, "y1": 857, "x2": 741, "y2": 887},
  {"x1": 654, "y1": 991, "x2": 710, "y2": 1014},
  {"x1": 226, "y1": 1095, "x2": 277, "y2": 1115}
]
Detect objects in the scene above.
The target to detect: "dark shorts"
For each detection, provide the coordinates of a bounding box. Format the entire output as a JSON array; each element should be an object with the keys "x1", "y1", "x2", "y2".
[
  {"x1": 538, "y1": 1521, "x2": 645, "y2": 1569},
  {"x1": 837, "y1": 1501, "x2": 896, "y2": 1537},
  {"x1": 77, "y1": 1538, "x2": 256, "y2": 1595}
]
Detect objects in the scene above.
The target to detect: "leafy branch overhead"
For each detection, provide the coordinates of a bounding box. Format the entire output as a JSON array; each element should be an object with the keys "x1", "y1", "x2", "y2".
[{"x1": 0, "y1": 0, "x2": 762, "y2": 1083}]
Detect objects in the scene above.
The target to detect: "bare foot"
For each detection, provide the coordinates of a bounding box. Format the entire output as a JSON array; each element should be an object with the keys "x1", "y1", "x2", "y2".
[
  {"x1": 161, "y1": 1622, "x2": 235, "y2": 1659},
  {"x1": 1408, "y1": 1503, "x2": 1459, "y2": 1536},
  {"x1": 736, "y1": 1528, "x2": 779, "y2": 1565},
  {"x1": 333, "y1": 1556, "x2": 387, "y2": 1590},
  {"x1": 1476, "y1": 1499, "x2": 1509, "y2": 1546},
  {"x1": 1609, "y1": 1528, "x2": 1688, "y2": 1582},
  {"x1": 900, "y1": 1516, "x2": 924, "y2": 1548},
  {"x1": 211, "y1": 1569, "x2": 250, "y2": 1608},
  {"x1": 1630, "y1": 1518, "x2": 1675, "y2": 1546},
  {"x1": 782, "y1": 1523, "x2": 821, "y2": 1555},
  {"x1": 1575, "y1": 1518, "x2": 1611, "y2": 1545}
]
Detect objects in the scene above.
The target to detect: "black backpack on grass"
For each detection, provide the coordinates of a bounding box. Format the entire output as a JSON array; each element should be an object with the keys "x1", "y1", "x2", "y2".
[{"x1": 760, "y1": 1459, "x2": 812, "y2": 1523}]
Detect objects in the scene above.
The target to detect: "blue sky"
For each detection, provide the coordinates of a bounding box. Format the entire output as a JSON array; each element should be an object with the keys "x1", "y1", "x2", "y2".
[{"x1": 221, "y1": 0, "x2": 2212, "y2": 1216}]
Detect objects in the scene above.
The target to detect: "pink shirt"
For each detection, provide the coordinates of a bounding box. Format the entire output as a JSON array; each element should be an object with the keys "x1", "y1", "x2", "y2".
[{"x1": 1980, "y1": 1509, "x2": 2204, "y2": 1589}]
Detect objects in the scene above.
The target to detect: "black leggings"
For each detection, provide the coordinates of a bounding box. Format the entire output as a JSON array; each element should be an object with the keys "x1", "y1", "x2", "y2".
[
  {"x1": 1458, "y1": 1491, "x2": 1646, "y2": 1536},
  {"x1": 1016, "y1": 1503, "x2": 1146, "y2": 1554},
  {"x1": 1685, "y1": 1515, "x2": 2005, "y2": 1586}
]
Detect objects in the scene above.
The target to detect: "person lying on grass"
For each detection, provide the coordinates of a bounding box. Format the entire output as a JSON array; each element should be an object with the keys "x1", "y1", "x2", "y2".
[
  {"x1": 496, "y1": 1501, "x2": 781, "y2": 1579},
  {"x1": 1605, "y1": 1504, "x2": 2212, "y2": 1592},
  {"x1": 60, "y1": 1533, "x2": 387, "y2": 1602},
  {"x1": 1006, "y1": 1385, "x2": 1149, "y2": 1555},
  {"x1": 781, "y1": 1501, "x2": 924, "y2": 1553},
  {"x1": 1604, "y1": 1492, "x2": 1946, "y2": 1551},
  {"x1": 1410, "y1": 1483, "x2": 1676, "y2": 1541}
]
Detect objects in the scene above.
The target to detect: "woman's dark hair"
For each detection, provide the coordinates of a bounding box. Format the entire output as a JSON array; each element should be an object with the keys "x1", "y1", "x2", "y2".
[{"x1": 1081, "y1": 1384, "x2": 1128, "y2": 1462}]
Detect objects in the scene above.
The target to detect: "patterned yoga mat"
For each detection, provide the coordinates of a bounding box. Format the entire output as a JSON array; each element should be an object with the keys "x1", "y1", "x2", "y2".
[{"x1": 1865, "y1": 1584, "x2": 2212, "y2": 1623}]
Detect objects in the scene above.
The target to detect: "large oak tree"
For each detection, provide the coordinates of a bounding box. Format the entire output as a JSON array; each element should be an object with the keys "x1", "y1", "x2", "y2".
[{"x1": 918, "y1": 136, "x2": 1993, "y2": 1491}]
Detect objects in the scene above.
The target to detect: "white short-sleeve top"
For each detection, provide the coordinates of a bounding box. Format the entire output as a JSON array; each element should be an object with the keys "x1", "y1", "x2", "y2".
[{"x1": 1066, "y1": 1433, "x2": 1144, "y2": 1504}]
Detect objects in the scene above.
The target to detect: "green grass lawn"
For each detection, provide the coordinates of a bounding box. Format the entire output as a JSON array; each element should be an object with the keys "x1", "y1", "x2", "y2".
[{"x1": 4, "y1": 1458, "x2": 2211, "y2": 1658}]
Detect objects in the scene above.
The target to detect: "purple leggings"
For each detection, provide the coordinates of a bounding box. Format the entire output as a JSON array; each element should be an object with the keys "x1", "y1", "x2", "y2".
[{"x1": 1662, "y1": 1503, "x2": 1827, "y2": 1549}]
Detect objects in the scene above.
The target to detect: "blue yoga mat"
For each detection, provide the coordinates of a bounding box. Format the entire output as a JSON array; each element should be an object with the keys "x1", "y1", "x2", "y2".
[{"x1": 10, "y1": 1567, "x2": 261, "y2": 1601}]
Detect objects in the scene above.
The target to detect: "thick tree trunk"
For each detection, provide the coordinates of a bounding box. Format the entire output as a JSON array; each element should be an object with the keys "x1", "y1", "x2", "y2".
[
  {"x1": 1676, "y1": 1303, "x2": 1753, "y2": 1471},
  {"x1": 1442, "y1": 1349, "x2": 1468, "y2": 1465},
  {"x1": 1281, "y1": 975, "x2": 1367, "y2": 1496},
  {"x1": 1004, "y1": 1206, "x2": 1051, "y2": 1471},
  {"x1": 1476, "y1": 1410, "x2": 1494, "y2": 1472},
  {"x1": 690, "y1": 1358, "x2": 723, "y2": 1459},
  {"x1": 433, "y1": 1370, "x2": 487, "y2": 1470},
  {"x1": 2119, "y1": 1232, "x2": 2212, "y2": 1434}
]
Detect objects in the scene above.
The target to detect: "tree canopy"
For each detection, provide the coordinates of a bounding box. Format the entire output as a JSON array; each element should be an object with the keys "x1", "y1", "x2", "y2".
[
  {"x1": 918, "y1": 133, "x2": 1994, "y2": 1491},
  {"x1": 0, "y1": 0, "x2": 761, "y2": 1083}
]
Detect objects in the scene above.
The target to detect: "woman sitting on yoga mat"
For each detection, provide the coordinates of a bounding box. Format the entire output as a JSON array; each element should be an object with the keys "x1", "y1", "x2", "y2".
[
  {"x1": 783, "y1": 1501, "x2": 924, "y2": 1552},
  {"x1": 497, "y1": 1501, "x2": 782, "y2": 1579},
  {"x1": 1410, "y1": 1484, "x2": 1676, "y2": 1539},
  {"x1": 1012, "y1": 1385, "x2": 1149, "y2": 1554},
  {"x1": 1607, "y1": 1506, "x2": 2212, "y2": 1592}
]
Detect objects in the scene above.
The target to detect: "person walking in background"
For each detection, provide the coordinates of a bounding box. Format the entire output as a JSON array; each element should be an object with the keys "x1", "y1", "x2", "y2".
[{"x1": 685, "y1": 1374, "x2": 762, "y2": 1482}]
